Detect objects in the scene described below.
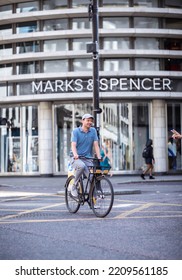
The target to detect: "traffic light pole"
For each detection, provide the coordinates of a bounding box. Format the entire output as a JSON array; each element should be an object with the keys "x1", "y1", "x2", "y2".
[{"x1": 88, "y1": 0, "x2": 102, "y2": 140}]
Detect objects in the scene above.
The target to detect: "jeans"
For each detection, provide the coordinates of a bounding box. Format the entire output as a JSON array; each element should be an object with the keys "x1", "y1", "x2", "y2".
[{"x1": 70, "y1": 157, "x2": 93, "y2": 186}]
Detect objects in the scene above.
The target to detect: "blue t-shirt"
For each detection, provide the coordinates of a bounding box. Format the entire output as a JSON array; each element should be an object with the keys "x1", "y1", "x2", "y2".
[{"x1": 71, "y1": 127, "x2": 98, "y2": 157}]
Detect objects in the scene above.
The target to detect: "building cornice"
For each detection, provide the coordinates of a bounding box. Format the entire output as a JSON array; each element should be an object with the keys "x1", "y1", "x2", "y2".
[
  {"x1": 0, "y1": 7, "x2": 182, "y2": 25},
  {"x1": 0, "y1": 71, "x2": 182, "y2": 83}
]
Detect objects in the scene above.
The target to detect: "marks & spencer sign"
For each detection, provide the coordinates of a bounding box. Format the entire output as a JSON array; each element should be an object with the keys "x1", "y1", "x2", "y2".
[{"x1": 32, "y1": 77, "x2": 172, "y2": 94}]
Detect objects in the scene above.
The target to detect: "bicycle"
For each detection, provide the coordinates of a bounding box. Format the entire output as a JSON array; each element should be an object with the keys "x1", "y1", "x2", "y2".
[{"x1": 65, "y1": 157, "x2": 114, "y2": 218}]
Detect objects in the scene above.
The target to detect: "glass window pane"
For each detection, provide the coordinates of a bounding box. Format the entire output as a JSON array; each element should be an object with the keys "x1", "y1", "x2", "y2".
[
  {"x1": 0, "y1": 107, "x2": 21, "y2": 173},
  {"x1": 0, "y1": 64, "x2": 13, "y2": 76},
  {"x1": 165, "y1": 18, "x2": 182, "y2": 30},
  {"x1": 103, "y1": 0, "x2": 129, "y2": 7},
  {"x1": 133, "y1": 0, "x2": 158, "y2": 7},
  {"x1": 0, "y1": 84, "x2": 7, "y2": 97},
  {"x1": 16, "y1": 22, "x2": 38, "y2": 33},
  {"x1": 135, "y1": 58, "x2": 159, "y2": 70},
  {"x1": 44, "y1": 60, "x2": 68, "y2": 73},
  {"x1": 43, "y1": 0, "x2": 67, "y2": 10},
  {"x1": 17, "y1": 83, "x2": 32, "y2": 95},
  {"x1": 43, "y1": 19, "x2": 68, "y2": 31},
  {"x1": 72, "y1": 38, "x2": 90, "y2": 51},
  {"x1": 72, "y1": 0, "x2": 88, "y2": 8},
  {"x1": 103, "y1": 59, "x2": 130, "y2": 71},
  {"x1": 134, "y1": 17, "x2": 159, "y2": 28},
  {"x1": 72, "y1": 18, "x2": 91, "y2": 29},
  {"x1": 165, "y1": 0, "x2": 182, "y2": 8},
  {"x1": 103, "y1": 38, "x2": 130, "y2": 50},
  {"x1": 164, "y1": 59, "x2": 182, "y2": 71},
  {"x1": 16, "y1": 1, "x2": 39, "y2": 13},
  {"x1": 16, "y1": 41, "x2": 40, "y2": 53},
  {"x1": 44, "y1": 39, "x2": 68, "y2": 51},
  {"x1": 0, "y1": 44, "x2": 12, "y2": 55},
  {"x1": 0, "y1": 24, "x2": 12, "y2": 36},
  {"x1": 0, "y1": 5, "x2": 12, "y2": 15},
  {"x1": 103, "y1": 17, "x2": 129, "y2": 29},
  {"x1": 73, "y1": 59, "x2": 92, "y2": 71},
  {"x1": 135, "y1": 38, "x2": 159, "y2": 49},
  {"x1": 22, "y1": 105, "x2": 39, "y2": 172},
  {"x1": 16, "y1": 62, "x2": 40, "y2": 74},
  {"x1": 164, "y1": 39, "x2": 182, "y2": 50}
]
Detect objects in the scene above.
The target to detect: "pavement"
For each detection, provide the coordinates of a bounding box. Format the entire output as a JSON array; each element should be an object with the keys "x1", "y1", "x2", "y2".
[{"x1": 0, "y1": 174, "x2": 182, "y2": 197}]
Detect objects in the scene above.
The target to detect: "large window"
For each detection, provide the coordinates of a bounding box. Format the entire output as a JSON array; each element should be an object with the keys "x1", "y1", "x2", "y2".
[
  {"x1": 72, "y1": 18, "x2": 91, "y2": 29},
  {"x1": 44, "y1": 39, "x2": 68, "y2": 52},
  {"x1": 0, "y1": 44, "x2": 12, "y2": 55},
  {"x1": 16, "y1": 1, "x2": 39, "y2": 13},
  {"x1": 133, "y1": 0, "x2": 158, "y2": 7},
  {"x1": 73, "y1": 59, "x2": 92, "y2": 71},
  {"x1": 0, "y1": 5, "x2": 12, "y2": 15},
  {"x1": 135, "y1": 58, "x2": 159, "y2": 70},
  {"x1": 135, "y1": 38, "x2": 159, "y2": 49},
  {"x1": 54, "y1": 102, "x2": 150, "y2": 173},
  {"x1": 103, "y1": 17, "x2": 129, "y2": 29},
  {"x1": 0, "y1": 64, "x2": 13, "y2": 77},
  {"x1": 43, "y1": 0, "x2": 67, "y2": 10},
  {"x1": 16, "y1": 41, "x2": 40, "y2": 53},
  {"x1": 72, "y1": 0, "x2": 88, "y2": 7},
  {"x1": 16, "y1": 61, "x2": 40, "y2": 74},
  {"x1": 0, "y1": 24, "x2": 12, "y2": 36},
  {"x1": 103, "y1": 38, "x2": 130, "y2": 50},
  {"x1": 103, "y1": 59, "x2": 130, "y2": 71},
  {"x1": 103, "y1": 0, "x2": 129, "y2": 6},
  {"x1": 44, "y1": 60, "x2": 68, "y2": 73},
  {"x1": 43, "y1": 19, "x2": 68, "y2": 31},
  {"x1": 72, "y1": 38, "x2": 91, "y2": 51},
  {"x1": 165, "y1": 18, "x2": 182, "y2": 30},
  {"x1": 16, "y1": 22, "x2": 38, "y2": 33},
  {"x1": 0, "y1": 105, "x2": 38, "y2": 173},
  {"x1": 134, "y1": 17, "x2": 159, "y2": 28}
]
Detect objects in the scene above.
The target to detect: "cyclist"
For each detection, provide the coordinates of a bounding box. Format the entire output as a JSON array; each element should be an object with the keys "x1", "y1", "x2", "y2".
[{"x1": 70, "y1": 113, "x2": 101, "y2": 198}]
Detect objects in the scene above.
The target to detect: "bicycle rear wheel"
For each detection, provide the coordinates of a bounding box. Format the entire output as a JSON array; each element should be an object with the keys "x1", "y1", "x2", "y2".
[
  {"x1": 90, "y1": 176, "x2": 114, "y2": 218},
  {"x1": 65, "y1": 175, "x2": 80, "y2": 213}
]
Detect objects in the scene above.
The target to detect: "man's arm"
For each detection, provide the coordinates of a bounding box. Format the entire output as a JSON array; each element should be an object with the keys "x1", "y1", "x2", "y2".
[
  {"x1": 71, "y1": 142, "x2": 79, "y2": 159},
  {"x1": 94, "y1": 141, "x2": 101, "y2": 160}
]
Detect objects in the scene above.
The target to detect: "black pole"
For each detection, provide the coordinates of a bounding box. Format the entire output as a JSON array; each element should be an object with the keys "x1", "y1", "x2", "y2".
[{"x1": 88, "y1": 0, "x2": 102, "y2": 140}]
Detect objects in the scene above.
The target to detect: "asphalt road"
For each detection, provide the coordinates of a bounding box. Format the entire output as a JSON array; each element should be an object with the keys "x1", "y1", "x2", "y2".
[{"x1": 0, "y1": 181, "x2": 181, "y2": 260}]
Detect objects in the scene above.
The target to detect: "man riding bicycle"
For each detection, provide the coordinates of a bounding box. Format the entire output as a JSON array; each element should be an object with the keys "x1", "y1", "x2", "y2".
[{"x1": 70, "y1": 113, "x2": 101, "y2": 198}]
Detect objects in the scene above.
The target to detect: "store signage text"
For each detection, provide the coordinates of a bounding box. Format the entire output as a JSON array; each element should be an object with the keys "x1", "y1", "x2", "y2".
[{"x1": 32, "y1": 77, "x2": 172, "y2": 93}]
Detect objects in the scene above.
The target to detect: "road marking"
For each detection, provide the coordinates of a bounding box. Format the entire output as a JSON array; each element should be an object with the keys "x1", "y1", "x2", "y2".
[
  {"x1": 0, "y1": 214, "x2": 182, "y2": 225},
  {"x1": 0, "y1": 202, "x2": 65, "y2": 222},
  {"x1": 113, "y1": 204, "x2": 135, "y2": 208},
  {"x1": 114, "y1": 202, "x2": 155, "y2": 219}
]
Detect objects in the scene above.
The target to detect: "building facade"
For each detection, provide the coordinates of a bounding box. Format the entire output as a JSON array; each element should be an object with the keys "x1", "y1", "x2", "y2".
[{"x1": 0, "y1": 0, "x2": 182, "y2": 176}]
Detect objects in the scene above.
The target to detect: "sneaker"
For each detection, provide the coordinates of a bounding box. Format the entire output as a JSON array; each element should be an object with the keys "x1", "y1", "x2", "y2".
[
  {"x1": 140, "y1": 174, "x2": 145, "y2": 180},
  {"x1": 70, "y1": 184, "x2": 78, "y2": 198},
  {"x1": 94, "y1": 194, "x2": 104, "y2": 209},
  {"x1": 149, "y1": 176, "x2": 155, "y2": 179}
]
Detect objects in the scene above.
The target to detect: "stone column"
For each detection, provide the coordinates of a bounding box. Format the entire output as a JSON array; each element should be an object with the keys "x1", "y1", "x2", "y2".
[
  {"x1": 39, "y1": 102, "x2": 53, "y2": 175},
  {"x1": 152, "y1": 100, "x2": 167, "y2": 173}
]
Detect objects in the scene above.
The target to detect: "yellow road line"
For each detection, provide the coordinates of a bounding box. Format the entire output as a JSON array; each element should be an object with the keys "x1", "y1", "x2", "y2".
[
  {"x1": 0, "y1": 202, "x2": 65, "y2": 222},
  {"x1": 114, "y1": 202, "x2": 155, "y2": 219},
  {"x1": 0, "y1": 214, "x2": 182, "y2": 225}
]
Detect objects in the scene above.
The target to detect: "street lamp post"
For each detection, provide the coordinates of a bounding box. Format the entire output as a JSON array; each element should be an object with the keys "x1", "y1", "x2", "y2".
[{"x1": 87, "y1": 0, "x2": 102, "y2": 140}]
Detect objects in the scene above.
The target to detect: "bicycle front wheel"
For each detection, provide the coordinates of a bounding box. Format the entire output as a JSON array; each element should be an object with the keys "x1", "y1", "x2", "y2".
[
  {"x1": 90, "y1": 176, "x2": 114, "y2": 218},
  {"x1": 65, "y1": 175, "x2": 80, "y2": 213}
]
